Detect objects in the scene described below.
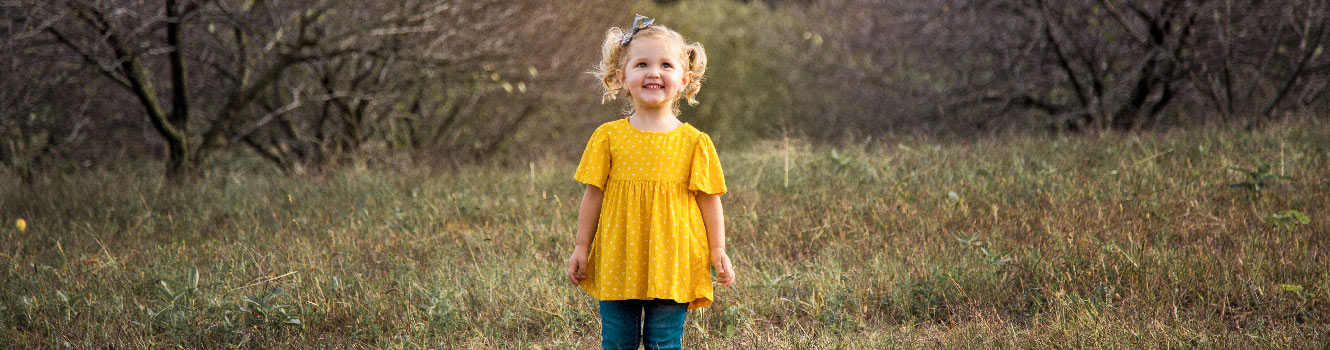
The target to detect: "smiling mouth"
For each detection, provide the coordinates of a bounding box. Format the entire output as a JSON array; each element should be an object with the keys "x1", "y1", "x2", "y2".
[{"x1": 643, "y1": 83, "x2": 664, "y2": 90}]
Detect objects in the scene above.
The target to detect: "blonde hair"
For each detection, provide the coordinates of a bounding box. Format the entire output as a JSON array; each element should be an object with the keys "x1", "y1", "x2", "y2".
[{"x1": 592, "y1": 23, "x2": 708, "y2": 113}]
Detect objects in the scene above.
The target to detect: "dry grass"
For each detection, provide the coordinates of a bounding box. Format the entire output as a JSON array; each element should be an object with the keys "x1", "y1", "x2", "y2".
[{"x1": 1, "y1": 120, "x2": 1327, "y2": 348}]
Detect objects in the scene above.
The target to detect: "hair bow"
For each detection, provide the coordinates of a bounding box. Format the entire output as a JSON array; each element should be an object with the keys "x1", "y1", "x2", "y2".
[{"x1": 618, "y1": 14, "x2": 655, "y2": 46}]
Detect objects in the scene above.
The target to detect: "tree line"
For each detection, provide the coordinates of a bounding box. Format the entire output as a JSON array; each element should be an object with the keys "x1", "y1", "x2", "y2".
[{"x1": 3, "y1": 0, "x2": 1326, "y2": 182}]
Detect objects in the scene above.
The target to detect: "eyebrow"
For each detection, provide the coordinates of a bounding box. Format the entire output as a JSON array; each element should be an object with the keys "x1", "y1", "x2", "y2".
[{"x1": 630, "y1": 56, "x2": 677, "y2": 64}]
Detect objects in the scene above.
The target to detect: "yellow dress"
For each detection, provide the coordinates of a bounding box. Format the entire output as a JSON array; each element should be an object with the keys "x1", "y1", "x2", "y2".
[{"x1": 574, "y1": 117, "x2": 727, "y2": 309}]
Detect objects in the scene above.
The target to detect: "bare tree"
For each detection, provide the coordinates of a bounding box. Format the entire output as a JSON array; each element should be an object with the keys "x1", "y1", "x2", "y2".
[
  {"x1": 1, "y1": 3, "x2": 99, "y2": 182},
  {"x1": 8, "y1": 0, "x2": 1329, "y2": 175},
  {"x1": 18, "y1": 0, "x2": 511, "y2": 180},
  {"x1": 1188, "y1": 0, "x2": 1329, "y2": 128}
]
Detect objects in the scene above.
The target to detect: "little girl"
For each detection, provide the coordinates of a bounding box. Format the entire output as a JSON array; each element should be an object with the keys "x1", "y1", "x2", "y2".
[{"x1": 566, "y1": 14, "x2": 735, "y2": 350}]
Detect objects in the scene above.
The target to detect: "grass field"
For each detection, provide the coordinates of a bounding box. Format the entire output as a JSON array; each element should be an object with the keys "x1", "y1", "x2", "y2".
[{"x1": 2, "y1": 120, "x2": 1328, "y2": 348}]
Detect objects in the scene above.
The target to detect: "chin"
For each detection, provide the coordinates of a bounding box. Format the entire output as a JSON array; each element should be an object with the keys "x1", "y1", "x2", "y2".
[
  {"x1": 635, "y1": 95, "x2": 668, "y2": 105},
  {"x1": 640, "y1": 99, "x2": 672, "y2": 107}
]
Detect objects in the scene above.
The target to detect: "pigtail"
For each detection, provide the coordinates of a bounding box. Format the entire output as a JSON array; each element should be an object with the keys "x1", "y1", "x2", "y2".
[
  {"x1": 593, "y1": 27, "x2": 627, "y2": 103},
  {"x1": 682, "y1": 42, "x2": 708, "y2": 106}
]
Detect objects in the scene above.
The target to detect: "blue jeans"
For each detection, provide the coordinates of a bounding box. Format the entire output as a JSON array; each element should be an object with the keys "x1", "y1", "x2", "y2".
[{"x1": 599, "y1": 299, "x2": 688, "y2": 350}]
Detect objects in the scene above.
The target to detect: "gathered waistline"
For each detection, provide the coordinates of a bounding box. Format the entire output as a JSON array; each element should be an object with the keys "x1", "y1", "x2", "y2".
[{"x1": 606, "y1": 179, "x2": 688, "y2": 184}]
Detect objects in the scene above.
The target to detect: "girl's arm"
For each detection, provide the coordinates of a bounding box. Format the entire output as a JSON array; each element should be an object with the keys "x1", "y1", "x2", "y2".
[
  {"x1": 696, "y1": 193, "x2": 735, "y2": 287},
  {"x1": 568, "y1": 184, "x2": 604, "y2": 285}
]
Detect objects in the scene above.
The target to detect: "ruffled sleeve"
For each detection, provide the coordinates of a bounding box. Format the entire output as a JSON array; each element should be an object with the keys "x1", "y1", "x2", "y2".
[
  {"x1": 688, "y1": 133, "x2": 727, "y2": 195},
  {"x1": 574, "y1": 125, "x2": 612, "y2": 190}
]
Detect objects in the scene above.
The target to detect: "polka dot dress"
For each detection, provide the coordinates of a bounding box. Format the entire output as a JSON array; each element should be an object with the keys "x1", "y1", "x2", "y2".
[{"x1": 574, "y1": 117, "x2": 727, "y2": 309}]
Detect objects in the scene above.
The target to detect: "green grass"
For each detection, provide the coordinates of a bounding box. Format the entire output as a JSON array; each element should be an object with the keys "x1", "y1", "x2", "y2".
[{"x1": 2, "y1": 120, "x2": 1328, "y2": 348}]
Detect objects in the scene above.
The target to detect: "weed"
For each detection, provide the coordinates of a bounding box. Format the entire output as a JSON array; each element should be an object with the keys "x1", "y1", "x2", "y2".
[
  {"x1": 1262, "y1": 210, "x2": 1310, "y2": 230},
  {"x1": 1279, "y1": 284, "x2": 1320, "y2": 323},
  {"x1": 955, "y1": 233, "x2": 1014, "y2": 269},
  {"x1": 825, "y1": 149, "x2": 879, "y2": 181},
  {"x1": 53, "y1": 290, "x2": 86, "y2": 323},
  {"x1": 223, "y1": 286, "x2": 303, "y2": 330},
  {"x1": 1228, "y1": 161, "x2": 1291, "y2": 195},
  {"x1": 143, "y1": 268, "x2": 201, "y2": 333},
  {"x1": 815, "y1": 294, "x2": 860, "y2": 334},
  {"x1": 886, "y1": 267, "x2": 957, "y2": 323},
  {"x1": 702, "y1": 303, "x2": 751, "y2": 338},
  {"x1": 417, "y1": 287, "x2": 464, "y2": 333}
]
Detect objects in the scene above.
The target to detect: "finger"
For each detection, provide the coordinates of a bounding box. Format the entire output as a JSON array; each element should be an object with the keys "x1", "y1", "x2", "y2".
[
  {"x1": 715, "y1": 264, "x2": 728, "y2": 286},
  {"x1": 568, "y1": 262, "x2": 577, "y2": 285},
  {"x1": 722, "y1": 261, "x2": 735, "y2": 286}
]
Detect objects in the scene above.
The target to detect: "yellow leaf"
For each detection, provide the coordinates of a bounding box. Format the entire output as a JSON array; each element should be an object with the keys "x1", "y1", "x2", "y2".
[{"x1": 16, "y1": 218, "x2": 26, "y2": 232}]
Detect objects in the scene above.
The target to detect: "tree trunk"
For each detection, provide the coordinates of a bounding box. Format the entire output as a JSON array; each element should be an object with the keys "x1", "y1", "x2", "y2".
[{"x1": 165, "y1": 0, "x2": 196, "y2": 182}]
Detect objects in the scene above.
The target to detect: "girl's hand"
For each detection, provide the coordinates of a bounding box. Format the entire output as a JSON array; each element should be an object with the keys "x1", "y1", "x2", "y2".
[
  {"x1": 711, "y1": 248, "x2": 735, "y2": 287},
  {"x1": 567, "y1": 246, "x2": 589, "y2": 286}
]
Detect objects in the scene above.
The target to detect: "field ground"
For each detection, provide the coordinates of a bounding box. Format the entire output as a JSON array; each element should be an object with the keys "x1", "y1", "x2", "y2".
[{"x1": 2, "y1": 120, "x2": 1328, "y2": 348}]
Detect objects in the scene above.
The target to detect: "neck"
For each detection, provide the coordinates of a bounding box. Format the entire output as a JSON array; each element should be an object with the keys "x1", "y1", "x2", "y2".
[{"x1": 631, "y1": 103, "x2": 674, "y2": 121}]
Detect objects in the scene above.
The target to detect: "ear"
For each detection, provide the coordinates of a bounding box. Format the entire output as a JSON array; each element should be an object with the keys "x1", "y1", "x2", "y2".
[
  {"x1": 680, "y1": 72, "x2": 691, "y2": 93},
  {"x1": 616, "y1": 68, "x2": 625, "y2": 86}
]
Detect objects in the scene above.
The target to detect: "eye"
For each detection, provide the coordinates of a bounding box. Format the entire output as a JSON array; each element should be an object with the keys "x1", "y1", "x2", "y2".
[
  {"x1": 636, "y1": 62, "x2": 647, "y2": 68},
  {"x1": 662, "y1": 62, "x2": 673, "y2": 69}
]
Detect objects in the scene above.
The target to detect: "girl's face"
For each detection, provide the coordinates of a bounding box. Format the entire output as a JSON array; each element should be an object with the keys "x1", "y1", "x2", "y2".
[{"x1": 618, "y1": 37, "x2": 690, "y2": 110}]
